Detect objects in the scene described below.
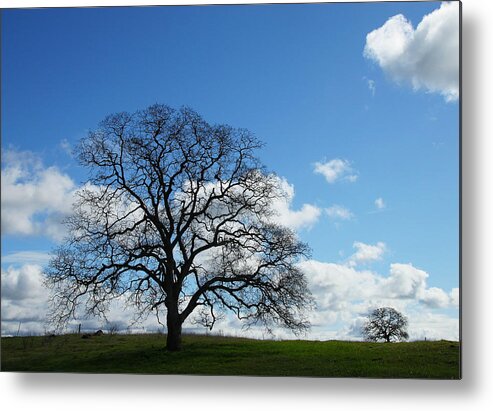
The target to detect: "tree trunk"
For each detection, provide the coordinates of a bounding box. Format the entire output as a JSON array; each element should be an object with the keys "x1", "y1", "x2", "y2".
[{"x1": 166, "y1": 299, "x2": 182, "y2": 351}]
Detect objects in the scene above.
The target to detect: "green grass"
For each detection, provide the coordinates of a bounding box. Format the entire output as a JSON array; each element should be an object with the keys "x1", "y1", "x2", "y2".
[{"x1": 1, "y1": 333, "x2": 460, "y2": 378}]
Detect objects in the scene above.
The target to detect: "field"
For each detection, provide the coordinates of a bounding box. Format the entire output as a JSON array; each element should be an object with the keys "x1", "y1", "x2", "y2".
[{"x1": 1, "y1": 333, "x2": 460, "y2": 378}]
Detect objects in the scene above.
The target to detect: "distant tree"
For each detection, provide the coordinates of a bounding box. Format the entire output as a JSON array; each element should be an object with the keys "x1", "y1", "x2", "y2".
[
  {"x1": 362, "y1": 307, "x2": 409, "y2": 342},
  {"x1": 45, "y1": 104, "x2": 313, "y2": 351}
]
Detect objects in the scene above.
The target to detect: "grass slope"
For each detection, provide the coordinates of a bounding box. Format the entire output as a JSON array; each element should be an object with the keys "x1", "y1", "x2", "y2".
[{"x1": 1, "y1": 334, "x2": 460, "y2": 378}]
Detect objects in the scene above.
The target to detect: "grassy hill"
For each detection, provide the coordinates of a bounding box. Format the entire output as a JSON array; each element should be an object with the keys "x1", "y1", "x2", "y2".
[{"x1": 1, "y1": 333, "x2": 460, "y2": 378}]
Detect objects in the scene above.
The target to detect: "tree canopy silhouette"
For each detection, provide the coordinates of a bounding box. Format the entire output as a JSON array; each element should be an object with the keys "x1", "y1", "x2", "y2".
[
  {"x1": 46, "y1": 104, "x2": 313, "y2": 351},
  {"x1": 362, "y1": 307, "x2": 409, "y2": 343}
]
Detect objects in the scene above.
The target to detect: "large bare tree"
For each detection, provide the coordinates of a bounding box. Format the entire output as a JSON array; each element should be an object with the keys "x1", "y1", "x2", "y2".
[{"x1": 46, "y1": 104, "x2": 312, "y2": 351}]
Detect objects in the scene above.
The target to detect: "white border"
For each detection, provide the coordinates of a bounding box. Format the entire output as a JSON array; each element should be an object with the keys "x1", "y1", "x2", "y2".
[{"x1": 2, "y1": 0, "x2": 493, "y2": 409}]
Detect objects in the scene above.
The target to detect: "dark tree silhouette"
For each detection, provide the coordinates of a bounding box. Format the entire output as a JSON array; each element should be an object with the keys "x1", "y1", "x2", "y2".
[
  {"x1": 46, "y1": 104, "x2": 313, "y2": 351},
  {"x1": 362, "y1": 307, "x2": 409, "y2": 342}
]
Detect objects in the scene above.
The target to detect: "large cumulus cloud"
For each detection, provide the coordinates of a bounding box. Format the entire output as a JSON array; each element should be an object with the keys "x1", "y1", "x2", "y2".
[{"x1": 364, "y1": 2, "x2": 459, "y2": 102}]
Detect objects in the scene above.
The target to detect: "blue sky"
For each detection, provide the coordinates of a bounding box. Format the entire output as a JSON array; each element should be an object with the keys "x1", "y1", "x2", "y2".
[{"x1": 1, "y1": 1, "x2": 460, "y2": 339}]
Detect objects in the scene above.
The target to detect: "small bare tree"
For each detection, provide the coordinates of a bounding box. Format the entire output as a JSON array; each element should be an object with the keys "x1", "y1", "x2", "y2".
[
  {"x1": 362, "y1": 307, "x2": 409, "y2": 343},
  {"x1": 46, "y1": 104, "x2": 313, "y2": 351}
]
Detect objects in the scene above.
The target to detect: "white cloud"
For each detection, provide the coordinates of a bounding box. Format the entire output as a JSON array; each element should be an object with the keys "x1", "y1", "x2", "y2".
[
  {"x1": 271, "y1": 177, "x2": 322, "y2": 230},
  {"x1": 407, "y1": 312, "x2": 459, "y2": 341},
  {"x1": 349, "y1": 241, "x2": 386, "y2": 266},
  {"x1": 1, "y1": 264, "x2": 47, "y2": 301},
  {"x1": 364, "y1": 2, "x2": 459, "y2": 102},
  {"x1": 302, "y1": 260, "x2": 378, "y2": 310},
  {"x1": 383, "y1": 263, "x2": 428, "y2": 299},
  {"x1": 449, "y1": 287, "x2": 460, "y2": 308},
  {"x1": 2, "y1": 251, "x2": 52, "y2": 266},
  {"x1": 375, "y1": 197, "x2": 385, "y2": 209},
  {"x1": 326, "y1": 205, "x2": 353, "y2": 220},
  {"x1": 314, "y1": 158, "x2": 358, "y2": 184},
  {"x1": 299, "y1": 259, "x2": 459, "y2": 341},
  {"x1": 1, "y1": 149, "x2": 77, "y2": 241},
  {"x1": 1, "y1": 264, "x2": 50, "y2": 335},
  {"x1": 420, "y1": 287, "x2": 452, "y2": 308}
]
